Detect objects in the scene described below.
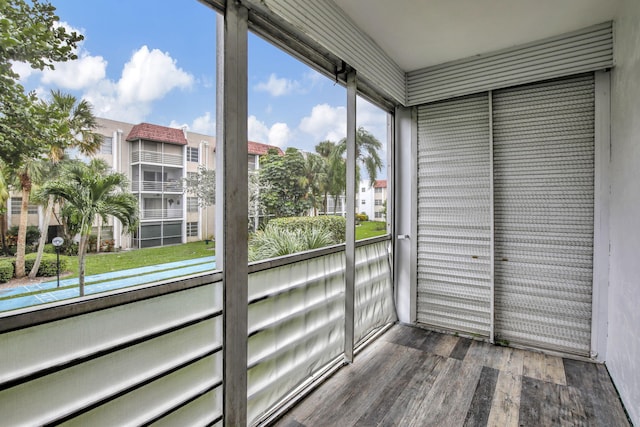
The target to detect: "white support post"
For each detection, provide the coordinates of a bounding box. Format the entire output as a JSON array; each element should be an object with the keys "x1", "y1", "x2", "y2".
[
  {"x1": 488, "y1": 91, "x2": 496, "y2": 344},
  {"x1": 216, "y1": 4, "x2": 249, "y2": 425},
  {"x1": 591, "y1": 70, "x2": 610, "y2": 361},
  {"x1": 344, "y1": 70, "x2": 356, "y2": 363}
]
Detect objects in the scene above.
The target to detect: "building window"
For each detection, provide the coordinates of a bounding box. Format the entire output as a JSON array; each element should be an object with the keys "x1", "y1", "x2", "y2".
[
  {"x1": 248, "y1": 154, "x2": 256, "y2": 170},
  {"x1": 375, "y1": 212, "x2": 383, "y2": 219},
  {"x1": 187, "y1": 197, "x2": 199, "y2": 212},
  {"x1": 361, "y1": 187, "x2": 366, "y2": 192},
  {"x1": 10, "y1": 198, "x2": 37, "y2": 215},
  {"x1": 187, "y1": 221, "x2": 198, "y2": 237},
  {"x1": 375, "y1": 187, "x2": 383, "y2": 194},
  {"x1": 187, "y1": 146, "x2": 199, "y2": 163},
  {"x1": 361, "y1": 199, "x2": 366, "y2": 205},
  {"x1": 375, "y1": 200, "x2": 383, "y2": 206},
  {"x1": 100, "y1": 136, "x2": 113, "y2": 154}
]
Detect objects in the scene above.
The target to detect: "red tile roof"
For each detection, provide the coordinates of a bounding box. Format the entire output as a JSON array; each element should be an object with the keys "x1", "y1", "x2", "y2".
[
  {"x1": 248, "y1": 141, "x2": 284, "y2": 156},
  {"x1": 374, "y1": 179, "x2": 387, "y2": 188},
  {"x1": 126, "y1": 123, "x2": 188, "y2": 146}
]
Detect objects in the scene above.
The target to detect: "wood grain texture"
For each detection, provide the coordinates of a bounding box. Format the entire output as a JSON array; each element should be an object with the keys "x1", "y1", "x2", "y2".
[
  {"x1": 486, "y1": 370, "x2": 522, "y2": 427},
  {"x1": 272, "y1": 325, "x2": 630, "y2": 427}
]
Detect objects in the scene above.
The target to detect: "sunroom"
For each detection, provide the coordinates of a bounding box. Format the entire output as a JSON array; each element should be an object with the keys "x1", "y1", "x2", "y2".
[{"x1": 1, "y1": 0, "x2": 638, "y2": 425}]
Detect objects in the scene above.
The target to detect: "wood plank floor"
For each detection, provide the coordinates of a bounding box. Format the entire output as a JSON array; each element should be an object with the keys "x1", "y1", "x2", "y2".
[{"x1": 273, "y1": 324, "x2": 630, "y2": 427}]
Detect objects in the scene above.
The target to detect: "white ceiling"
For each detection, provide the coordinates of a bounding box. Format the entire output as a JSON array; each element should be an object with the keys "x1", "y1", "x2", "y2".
[{"x1": 333, "y1": 0, "x2": 619, "y2": 72}]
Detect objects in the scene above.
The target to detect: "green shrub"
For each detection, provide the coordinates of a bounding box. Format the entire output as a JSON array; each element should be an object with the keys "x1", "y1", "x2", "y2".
[
  {"x1": 21, "y1": 253, "x2": 69, "y2": 277},
  {"x1": 268, "y1": 215, "x2": 345, "y2": 244},
  {"x1": 0, "y1": 259, "x2": 13, "y2": 283},
  {"x1": 44, "y1": 243, "x2": 56, "y2": 254},
  {"x1": 356, "y1": 212, "x2": 369, "y2": 222},
  {"x1": 249, "y1": 223, "x2": 334, "y2": 262},
  {"x1": 6, "y1": 225, "x2": 41, "y2": 247}
]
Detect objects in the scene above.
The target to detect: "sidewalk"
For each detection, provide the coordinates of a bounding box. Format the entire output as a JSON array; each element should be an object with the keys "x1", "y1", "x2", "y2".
[{"x1": 0, "y1": 256, "x2": 216, "y2": 313}]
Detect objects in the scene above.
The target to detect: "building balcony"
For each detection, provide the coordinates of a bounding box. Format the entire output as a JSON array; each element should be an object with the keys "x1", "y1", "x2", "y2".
[
  {"x1": 0, "y1": 236, "x2": 630, "y2": 425},
  {"x1": 132, "y1": 150, "x2": 183, "y2": 166},
  {"x1": 132, "y1": 180, "x2": 183, "y2": 193},
  {"x1": 140, "y1": 208, "x2": 183, "y2": 220}
]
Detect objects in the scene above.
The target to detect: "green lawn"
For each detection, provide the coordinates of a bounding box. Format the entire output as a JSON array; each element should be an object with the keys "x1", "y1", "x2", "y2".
[
  {"x1": 356, "y1": 221, "x2": 388, "y2": 240},
  {"x1": 64, "y1": 223, "x2": 383, "y2": 277},
  {"x1": 61, "y1": 241, "x2": 215, "y2": 279},
  {"x1": 6, "y1": 225, "x2": 386, "y2": 283}
]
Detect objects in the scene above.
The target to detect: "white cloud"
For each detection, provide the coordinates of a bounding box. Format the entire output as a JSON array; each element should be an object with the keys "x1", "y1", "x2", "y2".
[
  {"x1": 11, "y1": 61, "x2": 35, "y2": 82},
  {"x1": 248, "y1": 115, "x2": 269, "y2": 142},
  {"x1": 117, "y1": 45, "x2": 193, "y2": 104},
  {"x1": 191, "y1": 112, "x2": 216, "y2": 135},
  {"x1": 248, "y1": 115, "x2": 291, "y2": 147},
  {"x1": 254, "y1": 73, "x2": 299, "y2": 97},
  {"x1": 41, "y1": 54, "x2": 107, "y2": 90},
  {"x1": 299, "y1": 103, "x2": 346, "y2": 142},
  {"x1": 356, "y1": 97, "x2": 388, "y2": 144},
  {"x1": 83, "y1": 79, "x2": 149, "y2": 123},
  {"x1": 268, "y1": 122, "x2": 291, "y2": 147},
  {"x1": 67, "y1": 46, "x2": 195, "y2": 123}
]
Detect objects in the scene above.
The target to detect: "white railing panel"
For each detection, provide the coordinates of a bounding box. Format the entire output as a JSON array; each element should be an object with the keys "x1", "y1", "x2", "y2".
[
  {"x1": 141, "y1": 209, "x2": 183, "y2": 220},
  {"x1": 150, "y1": 387, "x2": 222, "y2": 427},
  {"x1": 354, "y1": 239, "x2": 396, "y2": 344},
  {"x1": 247, "y1": 250, "x2": 346, "y2": 424},
  {"x1": 131, "y1": 150, "x2": 183, "y2": 166},
  {"x1": 0, "y1": 279, "x2": 223, "y2": 426}
]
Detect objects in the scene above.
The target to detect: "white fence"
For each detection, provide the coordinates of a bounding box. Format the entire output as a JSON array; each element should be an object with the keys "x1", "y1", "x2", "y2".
[{"x1": 0, "y1": 236, "x2": 395, "y2": 426}]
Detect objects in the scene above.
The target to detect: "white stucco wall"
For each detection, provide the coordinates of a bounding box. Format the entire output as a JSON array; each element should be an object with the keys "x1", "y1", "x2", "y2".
[{"x1": 608, "y1": 1, "x2": 640, "y2": 424}]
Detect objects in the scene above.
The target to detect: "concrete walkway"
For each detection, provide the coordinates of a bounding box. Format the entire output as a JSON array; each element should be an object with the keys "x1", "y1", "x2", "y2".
[{"x1": 0, "y1": 256, "x2": 216, "y2": 312}]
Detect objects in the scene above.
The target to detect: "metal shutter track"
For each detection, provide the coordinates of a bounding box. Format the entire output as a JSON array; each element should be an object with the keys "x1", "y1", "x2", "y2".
[
  {"x1": 417, "y1": 94, "x2": 491, "y2": 336},
  {"x1": 493, "y1": 74, "x2": 594, "y2": 355}
]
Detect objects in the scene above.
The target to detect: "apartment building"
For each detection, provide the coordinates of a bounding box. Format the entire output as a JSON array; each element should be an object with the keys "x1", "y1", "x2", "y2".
[
  {"x1": 356, "y1": 179, "x2": 387, "y2": 221},
  {"x1": 7, "y1": 117, "x2": 281, "y2": 250}
]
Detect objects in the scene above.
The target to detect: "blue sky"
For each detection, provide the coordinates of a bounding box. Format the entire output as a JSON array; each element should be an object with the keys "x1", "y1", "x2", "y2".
[{"x1": 13, "y1": 0, "x2": 388, "y2": 156}]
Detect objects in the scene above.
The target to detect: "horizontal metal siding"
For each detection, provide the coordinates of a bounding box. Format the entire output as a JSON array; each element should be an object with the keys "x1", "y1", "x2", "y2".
[
  {"x1": 493, "y1": 74, "x2": 594, "y2": 355},
  {"x1": 417, "y1": 93, "x2": 492, "y2": 336},
  {"x1": 257, "y1": 0, "x2": 405, "y2": 104},
  {"x1": 0, "y1": 281, "x2": 224, "y2": 426},
  {"x1": 407, "y1": 22, "x2": 612, "y2": 105}
]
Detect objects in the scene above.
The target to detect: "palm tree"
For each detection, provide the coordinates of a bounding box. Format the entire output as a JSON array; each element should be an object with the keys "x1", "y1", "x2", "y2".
[
  {"x1": 28, "y1": 91, "x2": 102, "y2": 278},
  {"x1": 42, "y1": 159, "x2": 138, "y2": 296},
  {"x1": 0, "y1": 165, "x2": 9, "y2": 256},
  {"x1": 315, "y1": 140, "x2": 345, "y2": 215},
  {"x1": 335, "y1": 127, "x2": 383, "y2": 188},
  {"x1": 298, "y1": 153, "x2": 325, "y2": 216}
]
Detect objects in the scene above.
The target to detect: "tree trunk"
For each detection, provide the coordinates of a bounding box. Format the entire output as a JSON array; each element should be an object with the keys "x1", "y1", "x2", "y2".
[
  {"x1": 96, "y1": 215, "x2": 101, "y2": 253},
  {"x1": 333, "y1": 195, "x2": 338, "y2": 215},
  {"x1": 15, "y1": 183, "x2": 31, "y2": 278},
  {"x1": 29, "y1": 194, "x2": 54, "y2": 278},
  {"x1": 78, "y1": 233, "x2": 88, "y2": 296},
  {"x1": 323, "y1": 191, "x2": 328, "y2": 216},
  {"x1": 0, "y1": 212, "x2": 7, "y2": 256}
]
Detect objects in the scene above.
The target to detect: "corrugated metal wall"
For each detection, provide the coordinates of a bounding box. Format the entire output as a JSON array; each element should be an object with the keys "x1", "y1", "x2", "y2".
[
  {"x1": 252, "y1": 0, "x2": 405, "y2": 105},
  {"x1": 416, "y1": 74, "x2": 595, "y2": 355},
  {"x1": 416, "y1": 93, "x2": 492, "y2": 337},
  {"x1": 493, "y1": 74, "x2": 595, "y2": 355},
  {"x1": 407, "y1": 22, "x2": 612, "y2": 106}
]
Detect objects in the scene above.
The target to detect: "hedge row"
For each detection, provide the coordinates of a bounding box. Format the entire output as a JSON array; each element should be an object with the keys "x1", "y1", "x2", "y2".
[
  {"x1": 268, "y1": 215, "x2": 346, "y2": 244},
  {"x1": 0, "y1": 260, "x2": 13, "y2": 283},
  {"x1": 22, "y1": 253, "x2": 68, "y2": 277}
]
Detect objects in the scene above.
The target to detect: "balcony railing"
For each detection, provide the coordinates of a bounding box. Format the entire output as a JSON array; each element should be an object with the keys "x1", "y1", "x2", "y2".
[
  {"x1": 141, "y1": 208, "x2": 183, "y2": 220},
  {"x1": 131, "y1": 150, "x2": 183, "y2": 166},
  {"x1": 132, "y1": 180, "x2": 183, "y2": 193},
  {"x1": 0, "y1": 236, "x2": 394, "y2": 426}
]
